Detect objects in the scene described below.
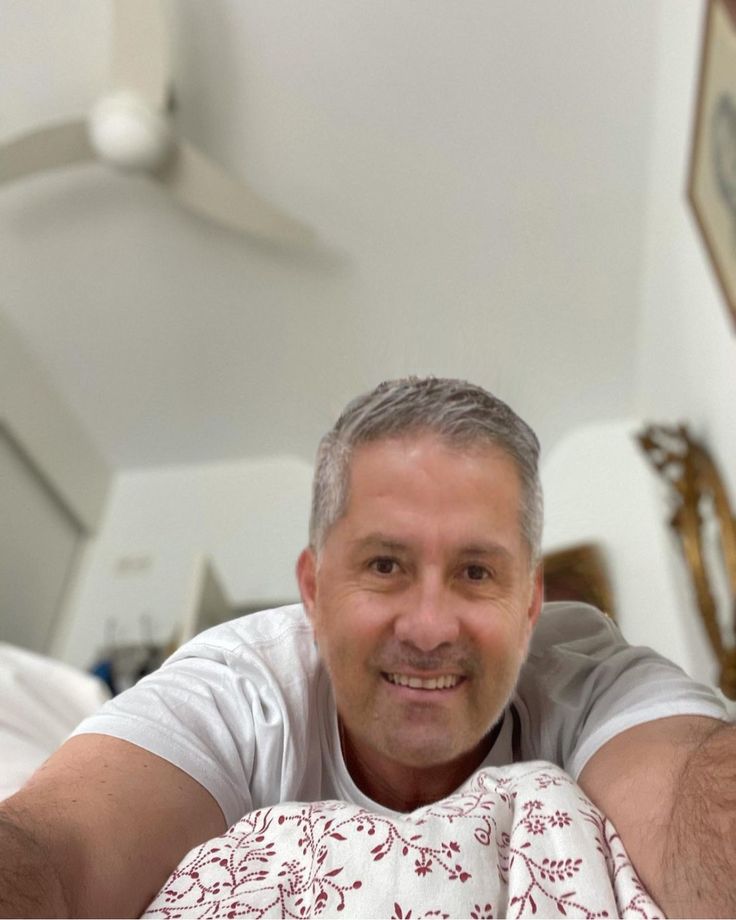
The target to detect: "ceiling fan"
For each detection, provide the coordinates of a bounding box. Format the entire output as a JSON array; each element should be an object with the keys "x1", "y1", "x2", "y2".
[{"x1": 0, "y1": 0, "x2": 313, "y2": 245}]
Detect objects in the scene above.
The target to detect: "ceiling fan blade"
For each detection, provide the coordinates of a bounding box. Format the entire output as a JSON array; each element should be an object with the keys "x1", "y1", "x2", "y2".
[
  {"x1": 156, "y1": 140, "x2": 314, "y2": 245},
  {"x1": 0, "y1": 121, "x2": 95, "y2": 185},
  {"x1": 112, "y1": 0, "x2": 170, "y2": 112}
]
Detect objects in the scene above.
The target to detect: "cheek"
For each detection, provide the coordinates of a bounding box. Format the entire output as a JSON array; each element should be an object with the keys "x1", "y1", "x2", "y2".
[
  {"x1": 317, "y1": 576, "x2": 392, "y2": 627},
  {"x1": 469, "y1": 608, "x2": 531, "y2": 664},
  {"x1": 311, "y1": 587, "x2": 382, "y2": 657}
]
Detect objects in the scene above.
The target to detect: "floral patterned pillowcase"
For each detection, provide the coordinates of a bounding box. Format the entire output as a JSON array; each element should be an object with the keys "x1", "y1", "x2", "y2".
[{"x1": 143, "y1": 761, "x2": 662, "y2": 920}]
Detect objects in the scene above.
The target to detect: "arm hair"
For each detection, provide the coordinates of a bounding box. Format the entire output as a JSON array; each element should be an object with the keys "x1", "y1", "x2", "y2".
[
  {"x1": 0, "y1": 807, "x2": 71, "y2": 918},
  {"x1": 665, "y1": 722, "x2": 736, "y2": 918}
]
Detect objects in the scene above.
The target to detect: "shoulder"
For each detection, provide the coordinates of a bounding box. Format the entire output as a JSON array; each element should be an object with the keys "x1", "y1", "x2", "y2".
[
  {"x1": 514, "y1": 601, "x2": 629, "y2": 761},
  {"x1": 515, "y1": 601, "x2": 727, "y2": 775},
  {"x1": 527, "y1": 600, "x2": 621, "y2": 658},
  {"x1": 75, "y1": 603, "x2": 319, "y2": 755},
  {"x1": 167, "y1": 603, "x2": 316, "y2": 674},
  {"x1": 523, "y1": 601, "x2": 724, "y2": 704},
  {"x1": 72, "y1": 604, "x2": 323, "y2": 823},
  {"x1": 522, "y1": 600, "x2": 629, "y2": 699}
]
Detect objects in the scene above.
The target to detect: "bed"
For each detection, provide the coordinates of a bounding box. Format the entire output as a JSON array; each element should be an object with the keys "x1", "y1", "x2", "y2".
[{"x1": 0, "y1": 642, "x2": 110, "y2": 801}]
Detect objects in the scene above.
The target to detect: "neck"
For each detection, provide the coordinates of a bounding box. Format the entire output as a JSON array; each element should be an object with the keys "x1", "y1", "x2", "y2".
[{"x1": 339, "y1": 719, "x2": 499, "y2": 812}]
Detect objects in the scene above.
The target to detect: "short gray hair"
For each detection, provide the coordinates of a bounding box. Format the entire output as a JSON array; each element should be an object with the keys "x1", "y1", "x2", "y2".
[{"x1": 309, "y1": 377, "x2": 543, "y2": 564}]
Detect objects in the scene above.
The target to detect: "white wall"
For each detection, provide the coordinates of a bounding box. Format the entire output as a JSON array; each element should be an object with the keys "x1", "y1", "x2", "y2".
[
  {"x1": 0, "y1": 428, "x2": 82, "y2": 653},
  {"x1": 637, "y1": 0, "x2": 736, "y2": 493},
  {"x1": 0, "y1": 311, "x2": 109, "y2": 532},
  {"x1": 55, "y1": 456, "x2": 312, "y2": 669},
  {"x1": 0, "y1": 310, "x2": 111, "y2": 655}
]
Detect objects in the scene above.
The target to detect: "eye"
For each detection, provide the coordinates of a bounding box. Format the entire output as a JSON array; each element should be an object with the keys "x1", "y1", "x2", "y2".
[
  {"x1": 464, "y1": 564, "x2": 492, "y2": 581},
  {"x1": 369, "y1": 557, "x2": 400, "y2": 576}
]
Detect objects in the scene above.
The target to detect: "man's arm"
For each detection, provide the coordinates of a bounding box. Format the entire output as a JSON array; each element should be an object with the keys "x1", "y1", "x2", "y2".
[
  {"x1": 0, "y1": 733, "x2": 226, "y2": 918},
  {"x1": 578, "y1": 714, "x2": 735, "y2": 919}
]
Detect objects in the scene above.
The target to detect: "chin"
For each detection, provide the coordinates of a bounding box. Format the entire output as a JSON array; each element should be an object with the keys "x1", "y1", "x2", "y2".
[{"x1": 379, "y1": 729, "x2": 479, "y2": 769}]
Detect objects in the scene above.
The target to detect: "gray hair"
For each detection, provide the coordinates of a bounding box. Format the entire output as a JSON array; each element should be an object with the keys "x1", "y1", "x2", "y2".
[{"x1": 309, "y1": 377, "x2": 543, "y2": 565}]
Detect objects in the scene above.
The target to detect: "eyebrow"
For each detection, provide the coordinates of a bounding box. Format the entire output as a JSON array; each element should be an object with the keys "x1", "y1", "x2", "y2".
[
  {"x1": 455, "y1": 543, "x2": 514, "y2": 562},
  {"x1": 348, "y1": 534, "x2": 410, "y2": 553},
  {"x1": 349, "y1": 533, "x2": 514, "y2": 562}
]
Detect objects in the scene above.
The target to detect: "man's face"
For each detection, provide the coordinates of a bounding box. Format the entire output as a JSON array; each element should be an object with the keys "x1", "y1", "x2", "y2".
[{"x1": 297, "y1": 434, "x2": 542, "y2": 782}]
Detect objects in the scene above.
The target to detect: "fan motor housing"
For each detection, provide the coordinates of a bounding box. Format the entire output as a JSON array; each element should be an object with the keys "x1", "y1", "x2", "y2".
[{"x1": 88, "y1": 91, "x2": 173, "y2": 172}]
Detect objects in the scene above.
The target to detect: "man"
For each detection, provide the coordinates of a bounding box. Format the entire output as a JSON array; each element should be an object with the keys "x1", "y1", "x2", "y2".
[{"x1": 1, "y1": 377, "x2": 733, "y2": 918}]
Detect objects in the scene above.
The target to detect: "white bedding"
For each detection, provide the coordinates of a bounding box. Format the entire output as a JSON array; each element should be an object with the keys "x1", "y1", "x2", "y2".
[
  {"x1": 144, "y1": 762, "x2": 662, "y2": 919},
  {"x1": 0, "y1": 643, "x2": 109, "y2": 800}
]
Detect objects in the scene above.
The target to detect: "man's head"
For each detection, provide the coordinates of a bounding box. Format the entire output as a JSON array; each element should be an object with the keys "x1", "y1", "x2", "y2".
[
  {"x1": 297, "y1": 377, "x2": 544, "y2": 808},
  {"x1": 309, "y1": 376, "x2": 543, "y2": 567}
]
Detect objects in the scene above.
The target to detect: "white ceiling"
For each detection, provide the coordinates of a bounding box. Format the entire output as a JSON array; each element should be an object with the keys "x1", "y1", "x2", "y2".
[{"x1": 0, "y1": 0, "x2": 662, "y2": 470}]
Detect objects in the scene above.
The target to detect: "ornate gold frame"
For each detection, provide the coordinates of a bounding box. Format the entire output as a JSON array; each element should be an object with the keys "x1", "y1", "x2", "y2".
[{"x1": 638, "y1": 424, "x2": 736, "y2": 698}]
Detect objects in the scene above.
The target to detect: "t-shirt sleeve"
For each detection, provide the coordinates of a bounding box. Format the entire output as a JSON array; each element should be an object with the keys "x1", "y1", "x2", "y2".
[
  {"x1": 515, "y1": 602, "x2": 730, "y2": 779},
  {"x1": 71, "y1": 639, "x2": 294, "y2": 827}
]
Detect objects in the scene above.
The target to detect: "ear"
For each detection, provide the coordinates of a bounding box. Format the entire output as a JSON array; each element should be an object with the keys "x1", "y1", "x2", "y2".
[{"x1": 296, "y1": 547, "x2": 318, "y2": 622}]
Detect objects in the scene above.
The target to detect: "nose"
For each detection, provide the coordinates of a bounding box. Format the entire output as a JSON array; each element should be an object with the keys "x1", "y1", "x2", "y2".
[{"x1": 393, "y1": 573, "x2": 461, "y2": 652}]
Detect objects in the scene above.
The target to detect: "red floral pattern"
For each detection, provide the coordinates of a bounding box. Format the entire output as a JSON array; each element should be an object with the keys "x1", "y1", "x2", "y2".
[{"x1": 143, "y1": 762, "x2": 662, "y2": 919}]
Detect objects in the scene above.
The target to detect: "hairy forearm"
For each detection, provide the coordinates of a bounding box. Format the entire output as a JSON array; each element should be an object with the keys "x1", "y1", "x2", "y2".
[
  {"x1": 664, "y1": 722, "x2": 736, "y2": 918},
  {"x1": 0, "y1": 810, "x2": 71, "y2": 918}
]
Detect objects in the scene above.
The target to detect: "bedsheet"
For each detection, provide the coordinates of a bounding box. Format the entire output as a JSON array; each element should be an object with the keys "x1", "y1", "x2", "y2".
[
  {"x1": 0, "y1": 643, "x2": 109, "y2": 800},
  {"x1": 144, "y1": 761, "x2": 662, "y2": 919}
]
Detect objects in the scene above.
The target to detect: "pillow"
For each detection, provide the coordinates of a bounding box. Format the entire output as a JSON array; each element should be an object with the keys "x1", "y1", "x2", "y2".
[
  {"x1": 144, "y1": 761, "x2": 661, "y2": 919},
  {"x1": 0, "y1": 643, "x2": 109, "y2": 801}
]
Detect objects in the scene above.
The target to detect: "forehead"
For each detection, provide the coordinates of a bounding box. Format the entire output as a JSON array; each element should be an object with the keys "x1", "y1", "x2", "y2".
[{"x1": 340, "y1": 435, "x2": 524, "y2": 538}]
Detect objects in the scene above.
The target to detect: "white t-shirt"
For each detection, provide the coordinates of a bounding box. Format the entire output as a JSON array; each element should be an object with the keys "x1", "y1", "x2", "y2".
[{"x1": 73, "y1": 601, "x2": 727, "y2": 826}]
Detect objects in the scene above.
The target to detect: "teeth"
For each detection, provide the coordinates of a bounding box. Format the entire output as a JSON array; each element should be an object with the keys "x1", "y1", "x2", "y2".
[{"x1": 385, "y1": 673, "x2": 461, "y2": 690}]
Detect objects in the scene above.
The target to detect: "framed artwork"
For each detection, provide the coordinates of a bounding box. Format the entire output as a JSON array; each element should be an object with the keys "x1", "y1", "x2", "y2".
[
  {"x1": 689, "y1": 0, "x2": 736, "y2": 327},
  {"x1": 542, "y1": 542, "x2": 615, "y2": 620}
]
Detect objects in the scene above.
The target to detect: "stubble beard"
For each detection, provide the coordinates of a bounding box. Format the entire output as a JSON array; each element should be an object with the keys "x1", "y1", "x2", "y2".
[{"x1": 341, "y1": 651, "x2": 526, "y2": 772}]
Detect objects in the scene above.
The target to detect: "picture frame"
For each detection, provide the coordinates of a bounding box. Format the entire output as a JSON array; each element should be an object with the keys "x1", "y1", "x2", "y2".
[
  {"x1": 638, "y1": 423, "x2": 736, "y2": 699},
  {"x1": 689, "y1": 0, "x2": 736, "y2": 327},
  {"x1": 542, "y1": 542, "x2": 615, "y2": 621}
]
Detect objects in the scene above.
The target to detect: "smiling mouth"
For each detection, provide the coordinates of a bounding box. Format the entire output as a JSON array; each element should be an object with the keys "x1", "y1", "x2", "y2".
[{"x1": 383, "y1": 672, "x2": 464, "y2": 691}]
